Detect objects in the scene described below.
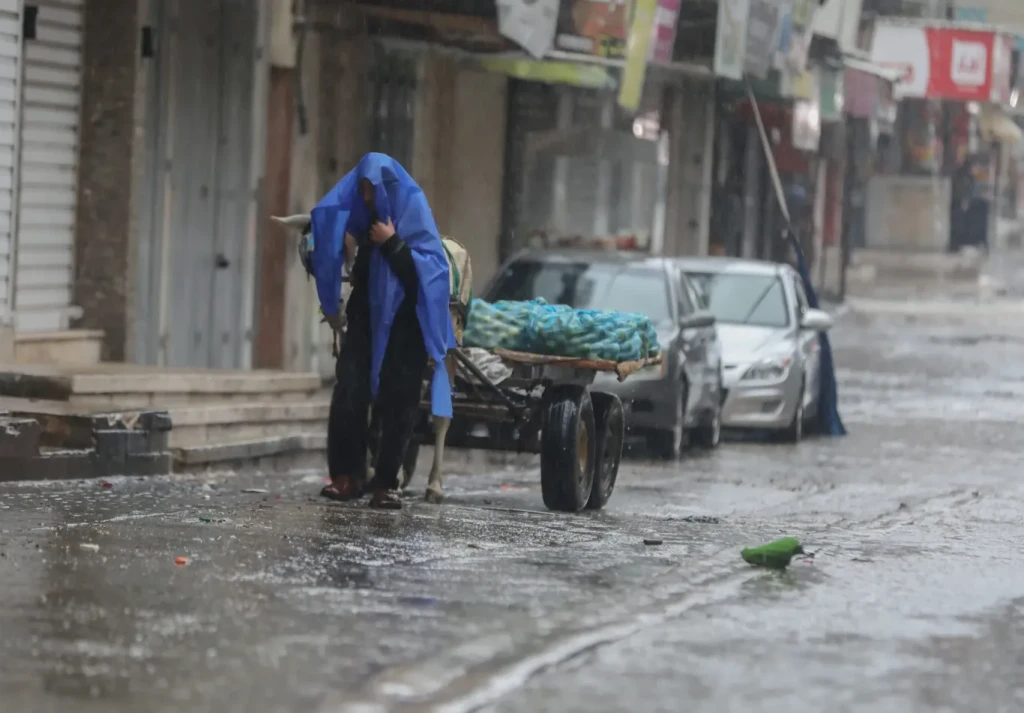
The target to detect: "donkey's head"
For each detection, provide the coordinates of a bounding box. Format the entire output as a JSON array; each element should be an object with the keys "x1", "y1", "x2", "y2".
[{"x1": 272, "y1": 214, "x2": 314, "y2": 277}]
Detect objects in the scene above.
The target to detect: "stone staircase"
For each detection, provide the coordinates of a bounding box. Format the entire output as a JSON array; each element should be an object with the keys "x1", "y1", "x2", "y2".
[{"x1": 0, "y1": 363, "x2": 330, "y2": 478}]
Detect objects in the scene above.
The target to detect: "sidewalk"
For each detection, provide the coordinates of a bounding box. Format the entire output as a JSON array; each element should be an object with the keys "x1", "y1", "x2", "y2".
[{"x1": 842, "y1": 249, "x2": 1024, "y2": 319}]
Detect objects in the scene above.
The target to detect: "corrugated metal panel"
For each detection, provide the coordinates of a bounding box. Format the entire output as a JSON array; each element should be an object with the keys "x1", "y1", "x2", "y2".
[
  {"x1": 14, "y1": 0, "x2": 82, "y2": 333},
  {"x1": 0, "y1": 0, "x2": 19, "y2": 325}
]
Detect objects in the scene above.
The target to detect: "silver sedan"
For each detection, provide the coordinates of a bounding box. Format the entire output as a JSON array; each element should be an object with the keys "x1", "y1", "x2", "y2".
[{"x1": 677, "y1": 257, "x2": 834, "y2": 443}]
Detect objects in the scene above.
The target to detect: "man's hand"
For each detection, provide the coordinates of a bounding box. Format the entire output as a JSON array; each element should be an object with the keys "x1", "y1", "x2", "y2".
[{"x1": 369, "y1": 218, "x2": 396, "y2": 245}]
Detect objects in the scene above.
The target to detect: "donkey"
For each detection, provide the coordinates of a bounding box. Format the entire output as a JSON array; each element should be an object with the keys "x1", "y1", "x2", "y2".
[{"x1": 272, "y1": 214, "x2": 471, "y2": 504}]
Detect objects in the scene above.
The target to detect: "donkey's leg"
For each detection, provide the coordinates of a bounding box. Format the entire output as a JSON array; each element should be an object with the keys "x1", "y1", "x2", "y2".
[
  {"x1": 425, "y1": 416, "x2": 450, "y2": 504},
  {"x1": 364, "y1": 406, "x2": 377, "y2": 487}
]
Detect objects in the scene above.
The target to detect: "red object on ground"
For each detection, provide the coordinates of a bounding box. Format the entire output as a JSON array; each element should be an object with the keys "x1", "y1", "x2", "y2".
[
  {"x1": 174, "y1": 557, "x2": 187, "y2": 566},
  {"x1": 100, "y1": 481, "x2": 113, "y2": 489}
]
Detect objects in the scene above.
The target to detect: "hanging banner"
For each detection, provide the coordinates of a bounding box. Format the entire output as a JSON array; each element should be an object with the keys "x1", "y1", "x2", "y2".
[
  {"x1": 871, "y1": 22, "x2": 1014, "y2": 104},
  {"x1": 818, "y1": 66, "x2": 845, "y2": 122},
  {"x1": 714, "y1": 0, "x2": 750, "y2": 80},
  {"x1": 496, "y1": 0, "x2": 560, "y2": 59},
  {"x1": 992, "y1": 32, "x2": 1014, "y2": 105},
  {"x1": 792, "y1": 99, "x2": 821, "y2": 152},
  {"x1": 744, "y1": 0, "x2": 782, "y2": 80},
  {"x1": 619, "y1": 0, "x2": 658, "y2": 111},
  {"x1": 554, "y1": 0, "x2": 631, "y2": 59},
  {"x1": 774, "y1": 0, "x2": 816, "y2": 74},
  {"x1": 649, "y1": 0, "x2": 681, "y2": 64}
]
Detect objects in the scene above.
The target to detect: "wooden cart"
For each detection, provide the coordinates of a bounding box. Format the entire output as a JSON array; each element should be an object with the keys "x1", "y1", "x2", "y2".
[{"x1": 405, "y1": 347, "x2": 663, "y2": 513}]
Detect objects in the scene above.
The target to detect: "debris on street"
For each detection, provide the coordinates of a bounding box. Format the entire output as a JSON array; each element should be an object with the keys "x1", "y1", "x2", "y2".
[{"x1": 741, "y1": 538, "x2": 805, "y2": 570}]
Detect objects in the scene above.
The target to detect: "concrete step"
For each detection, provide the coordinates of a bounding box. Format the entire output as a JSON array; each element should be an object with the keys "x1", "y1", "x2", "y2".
[
  {"x1": 165, "y1": 399, "x2": 330, "y2": 447},
  {"x1": 15, "y1": 329, "x2": 104, "y2": 366},
  {"x1": 0, "y1": 364, "x2": 325, "y2": 408},
  {"x1": 170, "y1": 432, "x2": 540, "y2": 480},
  {"x1": 172, "y1": 433, "x2": 327, "y2": 476}
]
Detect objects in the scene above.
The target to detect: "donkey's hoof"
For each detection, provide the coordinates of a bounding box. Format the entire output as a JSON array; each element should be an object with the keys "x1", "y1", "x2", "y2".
[{"x1": 424, "y1": 488, "x2": 444, "y2": 505}]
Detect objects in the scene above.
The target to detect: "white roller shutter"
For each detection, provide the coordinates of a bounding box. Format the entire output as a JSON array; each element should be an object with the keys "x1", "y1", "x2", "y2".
[
  {"x1": 14, "y1": 0, "x2": 82, "y2": 333},
  {"x1": 0, "y1": 0, "x2": 21, "y2": 325}
]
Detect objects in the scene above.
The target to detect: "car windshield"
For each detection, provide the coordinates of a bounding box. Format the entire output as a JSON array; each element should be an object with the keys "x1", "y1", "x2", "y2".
[
  {"x1": 685, "y1": 272, "x2": 789, "y2": 328},
  {"x1": 488, "y1": 260, "x2": 673, "y2": 323}
]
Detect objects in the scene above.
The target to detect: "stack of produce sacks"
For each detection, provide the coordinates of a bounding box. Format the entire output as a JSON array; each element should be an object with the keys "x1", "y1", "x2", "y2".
[{"x1": 462, "y1": 298, "x2": 660, "y2": 362}]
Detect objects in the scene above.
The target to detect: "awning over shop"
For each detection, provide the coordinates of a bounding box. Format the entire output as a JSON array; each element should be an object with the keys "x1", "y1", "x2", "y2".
[
  {"x1": 979, "y1": 104, "x2": 1023, "y2": 145},
  {"x1": 477, "y1": 56, "x2": 616, "y2": 90},
  {"x1": 843, "y1": 56, "x2": 903, "y2": 84}
]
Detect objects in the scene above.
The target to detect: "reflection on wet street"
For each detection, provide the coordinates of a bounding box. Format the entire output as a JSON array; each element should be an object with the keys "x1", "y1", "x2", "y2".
[{"x1": 4, "y1": 308, "x2": 1024, "y2": 713}]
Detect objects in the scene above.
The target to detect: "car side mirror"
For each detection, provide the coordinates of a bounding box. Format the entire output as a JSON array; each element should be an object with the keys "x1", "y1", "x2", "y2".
[{"x1": 800, "y1": 308, "x2": 833, "y2": 332}]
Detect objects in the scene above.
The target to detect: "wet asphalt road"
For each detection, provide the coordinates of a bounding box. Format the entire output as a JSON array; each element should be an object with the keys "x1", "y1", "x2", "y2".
[{"x1": 4, "y1": 305, "x2": 1024, "y2": 713}]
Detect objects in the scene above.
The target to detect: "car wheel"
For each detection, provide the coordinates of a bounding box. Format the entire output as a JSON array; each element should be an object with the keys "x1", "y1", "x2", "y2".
[
  {"x1": 648, "y1": 383, "x2": 685, "y2": 460},
  {"x1": 691, "y1": 408, "x2": 722, "y2": 449},
  {"x1": 780, "y1": 380, "x2": 805, "y2": 444}
]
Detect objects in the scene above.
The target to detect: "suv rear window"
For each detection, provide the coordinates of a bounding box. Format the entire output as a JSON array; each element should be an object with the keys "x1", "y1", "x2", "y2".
[{"x1": 488, "y1": 260, "x2": 673, "y2": 324}]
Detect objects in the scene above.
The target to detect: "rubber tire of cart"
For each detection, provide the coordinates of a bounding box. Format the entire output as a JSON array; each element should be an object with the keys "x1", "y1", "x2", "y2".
[
  {"x1": 540, "y1": 385, "x2": 597, "y2": 513},
  {"x1": 400, "y1": 441, "x2": 420, "y2": 490},
  {"x1": 586, "y1": 392, "x2": 624, "y2": 510}
]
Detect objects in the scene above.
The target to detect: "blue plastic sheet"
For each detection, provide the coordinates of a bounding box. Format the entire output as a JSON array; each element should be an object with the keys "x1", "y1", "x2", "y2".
[
  {"x1": 789, "y1": 232, "x2": 846, "y2": 437},
  {"x1": 463, "y1": 298, "x2": 661, "y2": 362}
]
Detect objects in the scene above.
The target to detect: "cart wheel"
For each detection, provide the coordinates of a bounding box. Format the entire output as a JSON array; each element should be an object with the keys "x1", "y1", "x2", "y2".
[
  {"x1": 586, "y1": 392, "x2": 624, "y2": 511},
  {"x1": 540, "y1": 385, "x2": 596, "y2": 513},
  {"x1": 400, "y1": 441, "x2": 420, "y2": 490}
]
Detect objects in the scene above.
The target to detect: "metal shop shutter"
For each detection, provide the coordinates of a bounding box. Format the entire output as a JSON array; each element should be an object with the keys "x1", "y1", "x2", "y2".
[
  {"x1": 14, "y1": 0, "x2": 83, "y2": 333},
  {"x1": 0, "y1": 0, "x2": 22, "y2": 324}
]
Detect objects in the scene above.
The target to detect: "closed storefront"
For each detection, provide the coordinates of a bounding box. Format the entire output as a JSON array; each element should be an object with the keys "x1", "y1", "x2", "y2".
[
  {"x1": 0, "y1": 0, "x2": 21, "y2": 326},
  {"x1": 14, "y1": 0, "x2": 84, "y2": 333}
]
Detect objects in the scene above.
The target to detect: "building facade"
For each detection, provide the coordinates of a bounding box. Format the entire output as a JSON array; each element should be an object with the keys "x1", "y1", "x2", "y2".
[{"x1": 4, "y1": 0, "x2": 845, "y2": 373}]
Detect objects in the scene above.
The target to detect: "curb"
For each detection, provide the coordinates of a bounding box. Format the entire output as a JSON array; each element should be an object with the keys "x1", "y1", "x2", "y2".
[
  {"x1": 0, "y1": 410, "x2": 172, "y2": 482},
  {"x1": 847, "y1": 297, "x2": 1024, "y2": 318}
]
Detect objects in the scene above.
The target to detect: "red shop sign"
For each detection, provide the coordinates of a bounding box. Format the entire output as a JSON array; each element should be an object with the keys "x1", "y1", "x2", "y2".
[{"x1": 871, "y1": 23, "x2": 1013, "y2": 104}]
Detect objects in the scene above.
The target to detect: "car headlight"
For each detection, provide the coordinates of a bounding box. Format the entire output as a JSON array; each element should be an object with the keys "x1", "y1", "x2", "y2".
[{"x1": 741, "y1": 357, "x2": 792, "y2": 383}]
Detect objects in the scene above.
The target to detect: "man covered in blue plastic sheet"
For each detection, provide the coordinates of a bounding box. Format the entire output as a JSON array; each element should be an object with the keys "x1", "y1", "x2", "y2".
[{"x1": 304, "y1": 153, "x2": 455, "y2": 510}]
